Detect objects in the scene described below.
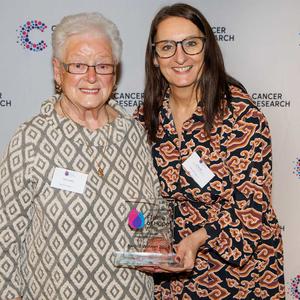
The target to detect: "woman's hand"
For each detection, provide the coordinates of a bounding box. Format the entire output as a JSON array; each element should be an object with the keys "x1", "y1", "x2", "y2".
[
  {"x1": 152, "y1": 227, "x2": 208, "y2": 273},
  {"x1": 137, "y1": 236, "x2": 171, "y2": 274}
]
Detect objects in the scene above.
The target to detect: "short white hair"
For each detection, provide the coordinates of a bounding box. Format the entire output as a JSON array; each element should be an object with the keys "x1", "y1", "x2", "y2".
[{"x1": 52, "y1": 12, "x2": 122, "y2": 63}]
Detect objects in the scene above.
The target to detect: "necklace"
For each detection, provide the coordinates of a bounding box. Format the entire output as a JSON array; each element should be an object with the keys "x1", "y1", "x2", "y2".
[{"x1": 59, "y1": 98, "x2": 111, "y2": 177}]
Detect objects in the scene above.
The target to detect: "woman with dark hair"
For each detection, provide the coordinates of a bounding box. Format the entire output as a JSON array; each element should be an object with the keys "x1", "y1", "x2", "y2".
[{"x1": 135, "y1": 3, "x2": 285, "y2": 299}]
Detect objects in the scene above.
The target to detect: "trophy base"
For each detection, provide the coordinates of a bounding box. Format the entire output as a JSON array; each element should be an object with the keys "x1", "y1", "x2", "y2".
[{"x1": 114, "y1": 251, "x2": 182, "y2": 267}]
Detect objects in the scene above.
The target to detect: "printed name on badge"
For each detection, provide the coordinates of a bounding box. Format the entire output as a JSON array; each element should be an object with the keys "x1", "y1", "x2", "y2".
[{"x1": 51, "y1": 167, "x2": 88, "y2": 194}]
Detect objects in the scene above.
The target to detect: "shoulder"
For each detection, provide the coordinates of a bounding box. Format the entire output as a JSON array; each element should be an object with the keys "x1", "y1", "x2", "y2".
[
  {"x1": 227, "y1": 85, "x2": 268, "y2": 127},
  {"x1": 21, "y1": 96, "x2": 58, "y2": 134},
  {"x1": 10, "y1": 96, "x2": 58, "y2": 144},
  {"x1": 109, "y1": 99, "x2": 147, "y2": 139}
]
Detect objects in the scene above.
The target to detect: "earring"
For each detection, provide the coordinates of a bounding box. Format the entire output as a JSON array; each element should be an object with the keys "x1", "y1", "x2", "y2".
[{"x1": 54, "y1": 81, "x2": 62, "y2": 94}]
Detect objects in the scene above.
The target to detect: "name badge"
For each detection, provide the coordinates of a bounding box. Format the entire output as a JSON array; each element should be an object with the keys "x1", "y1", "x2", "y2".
[
  {"x1": 182, "y1": 152, "x2": 215, "y2": 188},
  {"x1": 51, "y1": 167, "x2": 88, "y2": 194}
]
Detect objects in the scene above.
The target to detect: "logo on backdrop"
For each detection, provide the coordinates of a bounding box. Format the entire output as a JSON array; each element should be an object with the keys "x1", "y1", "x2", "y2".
[
  {"x1": 0, "y1": 92, "x2": 12, "y2": 108},
  {"x1": 113, "y1": 91, "x2": 144, "y2": 108},
  {"x1": 288, "y1": 274, "x2": 300, "y2": 299},
  {"x1": 16, "y1": 20, "x2": 48, "y2": 52},
  {"x1": 251, "y1": 92, "x2": 290, "y2": 108},
  {"x1": 212, "y1": 26, "x2": 235, "y2": 42},
  {"x1": 293, "y1": 157, "x2": 300, "y2": 179}
]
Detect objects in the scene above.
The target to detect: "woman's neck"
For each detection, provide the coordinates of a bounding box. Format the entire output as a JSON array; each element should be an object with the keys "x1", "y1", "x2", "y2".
[
  {"x1": 169, "y1": 86, "x2": 201, "y2": 144},
  {"x1": 169, "y1": 86, "x2": 199, "y2": 113},
  {"x1": 56, "y1": 94, "x2": 115, "y2": 130}
]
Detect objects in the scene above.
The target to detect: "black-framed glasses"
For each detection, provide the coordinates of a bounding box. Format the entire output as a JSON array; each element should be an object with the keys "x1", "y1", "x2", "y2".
[
  {"x1": 62, "y1": 63, "x2": 115, "y2": 75},
  {"x1": 153, "y1": 36, "x2": 206, "y2": 58}
]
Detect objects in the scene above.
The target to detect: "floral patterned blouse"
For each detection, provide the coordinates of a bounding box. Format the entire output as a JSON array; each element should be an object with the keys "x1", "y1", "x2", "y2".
[{"x1": 135, "y1": 86, "x2": 285, "y2": 300}]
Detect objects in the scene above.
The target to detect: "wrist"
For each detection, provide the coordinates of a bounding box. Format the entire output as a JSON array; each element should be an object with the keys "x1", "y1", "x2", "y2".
[{"x1": 193, "y1": 227, "x2": 208, "y2": 249}]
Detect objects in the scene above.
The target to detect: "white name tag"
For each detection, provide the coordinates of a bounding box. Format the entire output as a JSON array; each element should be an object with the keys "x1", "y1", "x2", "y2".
[
  {"x1": 182, "y1": 152, "x2": 215, "y2": 188},
  {"x1": 51, "y1": 167, "x2": 88, "y2": 194}
]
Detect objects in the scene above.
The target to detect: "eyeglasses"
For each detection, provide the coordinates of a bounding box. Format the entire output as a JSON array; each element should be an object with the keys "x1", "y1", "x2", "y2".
[
  {"x1": 62, "y1": 63, "x2": 115, "y2": 75},
  {"x1": 153, "y1": 36, "x2": 206, "y2": 58}
]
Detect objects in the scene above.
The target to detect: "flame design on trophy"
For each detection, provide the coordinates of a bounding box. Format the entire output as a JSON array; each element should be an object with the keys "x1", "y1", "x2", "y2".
[
  {"x1": 114, "y1": 199, "x2": 181, "y2": 267},
  {"x1": 128, "y1": 208, "x2": 145, "y2": 230}
]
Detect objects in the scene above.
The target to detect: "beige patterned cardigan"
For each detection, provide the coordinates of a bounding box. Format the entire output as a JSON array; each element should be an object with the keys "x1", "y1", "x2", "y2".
[{"x1": 0, "y1": 95, "x2": 159, "y2": 300}]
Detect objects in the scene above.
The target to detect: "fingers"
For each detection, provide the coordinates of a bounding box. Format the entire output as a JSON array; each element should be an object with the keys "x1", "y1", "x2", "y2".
[
  {"x1": 153, "y1": 263, "x2": 193, "y2": 273},
  {"x1": 137, "y1": 266, "x2": 157, "y2": 273},
  {"x1": 182, "y1": 255, "x2": 195, "y2": 272},
  {"x1": 174, "y1": 246, "x2": 195, "y2": 272},
  {"x1": 154, "y1": 264, "x2": 186, "y2": 273}
]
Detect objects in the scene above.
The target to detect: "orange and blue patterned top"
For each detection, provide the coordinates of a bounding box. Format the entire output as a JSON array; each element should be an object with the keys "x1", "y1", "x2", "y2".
[{"x1": 135, "y1": 86, "x2": 285, "y2": 300}]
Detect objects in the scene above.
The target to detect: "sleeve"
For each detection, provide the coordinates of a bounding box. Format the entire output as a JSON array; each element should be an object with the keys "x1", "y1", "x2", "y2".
[
  {"x1": 203, "y1": 106, "x2": 272, "y2": 268},
  {"x1": 0, "y1": 127, "x2": 35, "y2": 299}
]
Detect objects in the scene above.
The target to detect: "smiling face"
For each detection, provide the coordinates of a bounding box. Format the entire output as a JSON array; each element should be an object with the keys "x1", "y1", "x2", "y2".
[
  {"x1": 53, "y1": 32, "x2": 116, "y2": 111},
  {"x1": 154, "y1": 17, "x2": 205, "y2": 92}
]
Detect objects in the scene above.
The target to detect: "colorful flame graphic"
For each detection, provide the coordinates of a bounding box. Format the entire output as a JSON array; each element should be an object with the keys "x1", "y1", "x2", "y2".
[{"x1": 128, "y1": 208, "x2": 145, "y2": 230}]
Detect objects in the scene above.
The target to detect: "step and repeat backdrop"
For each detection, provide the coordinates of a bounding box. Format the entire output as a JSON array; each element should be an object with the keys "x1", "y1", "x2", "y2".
[{"x1": 1, "y1": 0, "x2": 299, "y2": 298}]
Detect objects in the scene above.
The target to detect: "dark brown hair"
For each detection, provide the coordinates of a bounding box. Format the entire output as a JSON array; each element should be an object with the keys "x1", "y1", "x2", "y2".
[{"x1": 143, "y1": 3, "x2": 245, "y2": 143}]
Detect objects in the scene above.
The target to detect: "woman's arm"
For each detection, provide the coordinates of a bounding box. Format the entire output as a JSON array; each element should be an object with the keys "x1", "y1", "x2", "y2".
[
  {"x1": 0, "y1": 126, "x2": 35, "y2": 298},
  {"x1": 201, "y1": 104, "x2": 273, "y2": 267}
]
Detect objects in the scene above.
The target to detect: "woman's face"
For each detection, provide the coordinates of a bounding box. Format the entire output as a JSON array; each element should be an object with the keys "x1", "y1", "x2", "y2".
[
  {"x1": 154, "y1": 17, "x2": 205, "y2": 91},
  {"x1": 53, "y1": 33, "x2": 116, "y2": 111}
]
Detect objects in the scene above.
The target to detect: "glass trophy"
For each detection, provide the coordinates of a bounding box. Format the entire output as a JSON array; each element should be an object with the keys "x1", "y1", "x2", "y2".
[{"x1": 114, "y1": 197, "x2": 182, "y2": 267}]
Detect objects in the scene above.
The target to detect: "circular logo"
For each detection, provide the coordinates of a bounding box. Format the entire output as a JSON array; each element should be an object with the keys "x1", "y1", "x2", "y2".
[
  {"x1": 17, "y1": 20, "x2": 47, "y2": 52},
  {"x1": 293, "y1": 157, "x2": 300, "y2": 179},
  {"x1": 289, "y1": 275, "x2": 300, "y2": 299}
]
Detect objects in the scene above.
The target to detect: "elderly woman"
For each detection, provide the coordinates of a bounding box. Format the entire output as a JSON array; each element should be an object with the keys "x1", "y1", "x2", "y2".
[{"x1": 0, "y1": 12, "x2": 159, "y2": 300}]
